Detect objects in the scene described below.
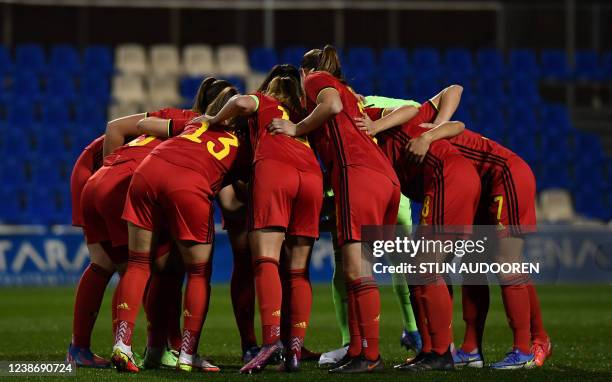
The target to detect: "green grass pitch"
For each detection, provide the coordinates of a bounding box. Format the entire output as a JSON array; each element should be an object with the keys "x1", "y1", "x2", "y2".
[{"x1": 0, "y1": 284, "x2": 611, "y2": 381}]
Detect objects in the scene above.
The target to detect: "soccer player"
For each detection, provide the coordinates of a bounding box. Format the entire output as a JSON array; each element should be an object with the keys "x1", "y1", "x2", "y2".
[
  {"x1": 319, "y1": 95, "x2": 423, "y2": 367},
  {"x1": 208, "y1": 65, "x2": 323, "y2": 373},
  {"x1": 358, "y1": 87, "x2": 481, "y2": 371},
  {"x1": 112, "y1": 86, "x2": 244, "y2": 373},
  {"x1": 269, "y1": 45, "x2": 401, "y2": 373}
]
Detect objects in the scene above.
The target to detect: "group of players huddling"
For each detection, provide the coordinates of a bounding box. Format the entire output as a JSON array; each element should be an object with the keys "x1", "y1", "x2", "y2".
[{"x1": 66, "y1": 44, "x2": 553, "y2": 374}]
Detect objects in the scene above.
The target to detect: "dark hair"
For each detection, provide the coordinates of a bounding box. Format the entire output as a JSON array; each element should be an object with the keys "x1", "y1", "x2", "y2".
[
  {"x1": 265, "y1": 76, "x2": 304, "y2": 117},
  {"x1": 205, "y1": 86, "x2": 239, "y2": 117},
  {"x1": 301, "y1": 45, "x2": 342, "y2": 79},
  {"x1": 192, "y1": 77, "x2": 233, "y2": 114},
  {"x1": 257, "y1": 64, "x2": 301, "y2": 93}
]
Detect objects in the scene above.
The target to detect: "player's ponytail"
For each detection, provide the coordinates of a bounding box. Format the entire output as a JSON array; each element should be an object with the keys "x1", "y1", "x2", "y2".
[
  {"x1": 205, "y1": 86, "x2": 239, "y2": 117},
  {"x1": 318, "y1": 45, "x2": 342, "y2": 79},
  {"x1": 258, "y1": 64, "x2": 302, "y2": 93},
  {"x1": 265, "y1": 76, "x2": 305, "y2": 118},
  {"x1": 192, "y1": 77, "x2": 233, "y2": 114},
  {"x1": 301, "y1": 45, "x2": 343, "y2": 80}
]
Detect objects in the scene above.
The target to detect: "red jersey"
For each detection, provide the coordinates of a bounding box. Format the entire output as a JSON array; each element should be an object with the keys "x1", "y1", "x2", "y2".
[
  {"x1": 150, "y1": 121, "x2": 244, "y2": 195},
  {"x1": 70, "y1": 135, "x2": 104, "y2": 226},
  {"x1": 448, "y1": 128, "x2": 517, "y2": 177},
  {"x1": 303, "y1": 72, "x2": 398, "y2": 183},
  {"x1": 248, "y1": 92, "x2": 319, "y2": 172},
  {"x1": 104, "y1": 108, "x2": 198, "y2": 166},
  {"x1": 366, "y1": 101, "x2": 461, "y2": 200}
]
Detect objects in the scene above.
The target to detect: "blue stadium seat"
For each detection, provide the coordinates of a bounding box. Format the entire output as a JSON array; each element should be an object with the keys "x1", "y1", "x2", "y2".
[
  {"x1": 7, "y1": 100, "x2": 36, "y2": 125},
  {"x1": 83, "y1": 45, "x2": 114, "y2": 75},
  {"x1": 0, "y1": 45, "x2": 13, "y2": 78},
  {"x1": 348, "y1": 76, "x2": 374, "y2": 97},
  {"x1": 76, "y1": 99, "x2": 107, "y2": 125},
  {"x1": 574, "y1": 50, "x2": 603, "y2": 81},
  {"x1": 281, "y1": 46, "x2": 307, "y2": 68},
  {"x1": 249, "y1": 47, "x2": 278, "y2": 73},
  {"x1": 411, "y1": 48, "x2": 441, "y2": 79},
  {"x1": 380, "y1": 48, "x2": 409, "y2": 78},
  {"x1": 79, "y1": 72, "x2": 111, "y2": 102},
  {"x1": 540, "y1": 49, "x2": 571, "y2": 80},
  {"x1": 8, "y1": 74, "x2": 42, "y2": 100},
  {"x1": 444, "y1": 48, "x2": 474, "y2": 83},
  {"x1": 42, "y1": 99, "x2": 72, "y2": 123},
  {"x1": 345, "y1": 47, "x2": 377, "y2": 80},
  {"x1": 46, "y1": 73, "x2": 77, "y2": 102},
  {"x1": 180, "y1": 76, "x2": 204, "y2": 100},
  {"x1": 0, "y1": 186, "x2": 21, "y2": 224},
  {"x1": 220, "y1": 76, "x2": 245, "y2": 94},
  {"x1": 474, "y1": 78, "x2": 505, "y2": 102},
  {"x1": 509, "y1": 49, "x2": 539, "y2": 79},
  {"x1": 508, "y1": 77, "x2": 540, "y2": 104},
  {"x1": 476, "y1": 48, "x2": 505, "y2": 79},
  {"x1": 15, "y1": 43, "x2": 46, "y2": 75},
  {"x1": 50, "y1": 44, "x2": 81, "y2": 75},
  {"x1": 602, "y1": 51, "x2": 612, "y2": 80},
  {"x1": 410, "y1": 77, "x2": 441, "y2": 103},
  {"x1": 378, "y1": 76, "x2": 409, "y2": 99},
  {"x1": 0, "y1": 158, "x2": 27, "y2": 185}
]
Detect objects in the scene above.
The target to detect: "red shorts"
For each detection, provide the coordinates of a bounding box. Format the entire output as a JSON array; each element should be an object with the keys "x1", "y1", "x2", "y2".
[
  {"x1": 332, "y1": 165, "x2": 401, "y2": 247},
  {"x1": 123, "y1": 155, "x2": 215, "y2": 244},
  {"x1": 70, "y1": 151, "x2": 96, "y2": 227},
  {"x1": 249, "y1": 159, "x2": 323, "y2": 238},
  {"x1": 419, "y1": 152, "x2": 481, "y2": 235},
  {"x1": 475, "y1": 155, "x2": 537, "y2": 237},
  {"x1": 81, "y1": 162, "x2": 135, "y2": 248}
]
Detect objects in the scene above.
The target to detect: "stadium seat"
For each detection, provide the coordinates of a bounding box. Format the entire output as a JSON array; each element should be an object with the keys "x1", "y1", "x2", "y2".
[
  {"x1": 540, "y1": 49, "x2": 571, "y2": 80},
  {"x1": 249, "y1": 47, "x2": 278, "y2": 73},
  {"x1": 46, "y1": 73, "x2": 77, "y2": 102},
  {"x1": 180, "y1": 76, "x2": 205, "y2": 101},
  {"x1": 216, "y1": 45, "x2": 250, "y2": 77},
  {"x1": 115, "y1": 44, "x2": 148, "y2": 75},
  {"x1": 112, "y1": 74, "x2": 146, "y2": 104},
  {"x1": 540, "y1": 189, "x2": 576, "y2": 222},
  {"x1": 574, "y1": 50, "x2": 603, "y2": 81},
  {"x1": 7, "y1": 100, "x2": 35, "y2": 125},
  {"x1": 344, "y1": 47, "x2": 377, "y2": 80},
  {"x1": 348, "y1": 76, "x2": 374, "y2": 97},
  {"x1": 474, "y1": 78, "x2": 505, "y2": 102},
  {"x1": 79, "y1": 72, "x2": 111, "y2": 102},
  {"x1": 150, "y1": 44, "x2": 181, "y2": 76},
  {"x1": 602, "y1": 51, "x2": 612, "y2": 80},
  {"x1": 508, "y1": 77, "x2": 540, "y2": 104},
  {"x1": 41, "y1": 99, "x2": 71, "y2": 123},
  {"x1": 378, "y1": 76, "x2": 409, "y2": 99},
  {"x1": 182, "y1": 44, "x2": 216, "y2": 76},
  {"x1": 147, "y1": 75, "x2": 181, "y2": 108},
  {"x1": 509, "y1": 49, "x2": 539, "y2": 79},
  {"x1": 76, "y1": 98, "x2": 107, "y2": 125},
  {"x1": 476, "y1": 48, "x2": 505, "y2": 79},
  {"x1": 380, "y1": 48, "x2": 409, "y2": 78},
  {"x1": 220, "y1": 75, "x2": 246, "y2": 94},
  {"x1": 280, "y1": 46, "x2": 307, "y2": 68},
  {"x1": 108, "y1": 102, "x2": 140, "y2": 121},
  {"x1": 246, "y1": 73, "x2": 267, "y2": 93},
  {"x1": 9, "y1": 74, "x2": 42, "y2": 100},
  {"x1": 0, "y1": 45, "x2": 13, "y2": 78},
  {"x1": 0, "y1": 186, "x2": 21, "y2": 224},
  {"x1": 15, "y1": 43, "x2": 46, "y2": 75},
  {"x1": 50, "y1": 44, "x2": 81, "y2": 75},
  {"x1": 444, "y1": 48, "x2": 474, "y2": 83},
  {"x1": 83, "y1": 45, "x2": 114, "y2": 75},
  {"x1": 411, "y1": 48, "x2": 441, "y2": 79}
]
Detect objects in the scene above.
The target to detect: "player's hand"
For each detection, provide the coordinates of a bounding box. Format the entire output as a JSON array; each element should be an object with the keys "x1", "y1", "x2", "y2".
[
  {"x1": 355, "y1": 114, "x2": 376, "y2": 136},
  {"x1": 268, "y1": 118, "x2": 297, "y2": 137},
  {"x1": 405, "y1": 135, "x2": 432, "y2": 164},
  {"x1": 188, "y1": 114, "x2": 213, "y2": 125}
]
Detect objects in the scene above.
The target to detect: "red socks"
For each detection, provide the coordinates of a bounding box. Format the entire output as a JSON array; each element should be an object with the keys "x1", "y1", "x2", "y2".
[
  {"x1": 231, "y1": 249, "x2": 256, "y2": 351},
  {"x1": 461, "y1": 284, "x2": 490, "y2": 352},
  {"x1": 72, "y1": 263, "x2": 113, "y2": 348},
  {"x1": 286, "y1": 268, "x2": 312, "y2": 358},
  {"x1": 180, "y1": 262, "x2": 210, "y2": 356},
  {"x1": 254, "y1": 257, "x2": 282, "y2": 345},
  {"x1": 421, "y1": 278, "x2": 453, "y2": 355},
  {"x1": 346, "y1": 282, "x2": 362, "y2": 357},
  {"x1": 115, "y1": 250, "x2": 151, "y2": 346},
  {"x1": 410, "y1": 285, "x2": 432, "y2": 353},
  {"x1": 501, "y1": 282, "x2": 531, "y2": 353},
  {"x1": 347, "y1": 277, "x2": 381, "y2": 361},
  {"x1": 527, "y1": 284, "x2": 548, "y2": 344}
]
